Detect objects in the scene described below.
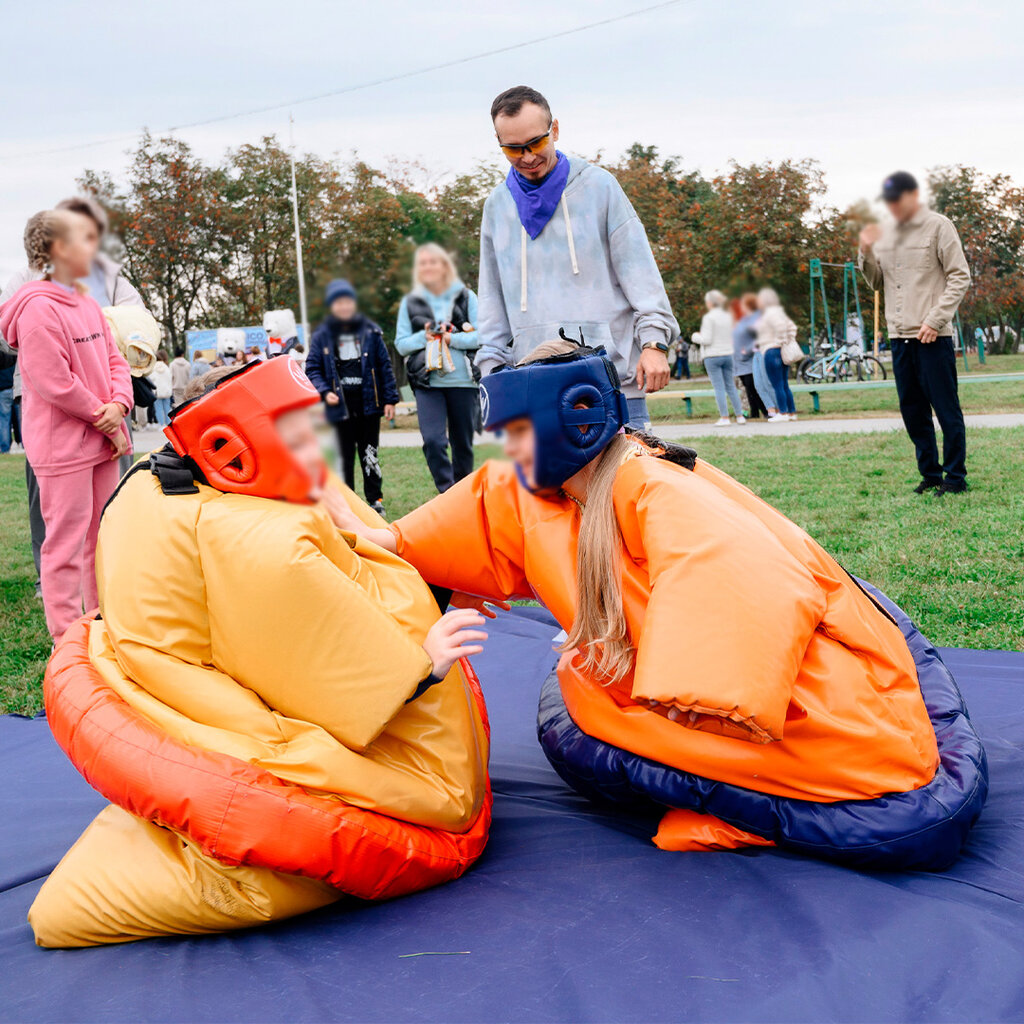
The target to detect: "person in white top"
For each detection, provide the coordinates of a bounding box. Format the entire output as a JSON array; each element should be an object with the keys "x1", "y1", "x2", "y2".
[
  {"x1": 754, "y1": 288, "x2": 798, "y2": 420},
  {"x1": 148, "y1": 352, "x2": 173, "y2": 427},
  {"x1": 697, "y1": 290, "x2": 746, "y2": 426}
]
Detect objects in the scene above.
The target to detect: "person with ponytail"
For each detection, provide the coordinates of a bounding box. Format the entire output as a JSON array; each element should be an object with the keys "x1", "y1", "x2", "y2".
[
  {"x1": 327, "y1": 335, "x2": 986, "y2": 870},
  {"x1": 0, "y1": 210, "x2": 132, "y2": 641}
]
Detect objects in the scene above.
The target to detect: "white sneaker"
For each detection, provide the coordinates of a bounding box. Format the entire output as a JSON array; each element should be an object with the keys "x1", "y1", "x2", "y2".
[
  {"x1": 736, "y1": 415, "x2": 747, "y2": 424},
  {"x1": 767, "y1": 413, "x2": 783, "y2": 422},
  {"x1": 714, "y1": 417, "x2": 731, "y2": 427},
  {"x1": 789, "y1": 413, "x2": 798, "y2": 421}
]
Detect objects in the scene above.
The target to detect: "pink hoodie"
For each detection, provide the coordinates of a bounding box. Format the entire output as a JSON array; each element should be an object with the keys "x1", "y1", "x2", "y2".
[{"x1": 0, "y1": 282, "x2": 133, "y2": 475}]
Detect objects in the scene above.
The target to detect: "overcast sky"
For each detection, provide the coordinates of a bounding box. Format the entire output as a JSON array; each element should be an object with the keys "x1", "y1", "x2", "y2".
[{"x1": 1, "y1": 0, "x2": 1021, "y2": 283}]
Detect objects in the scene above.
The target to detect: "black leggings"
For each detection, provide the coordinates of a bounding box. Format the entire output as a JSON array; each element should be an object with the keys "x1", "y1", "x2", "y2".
[
  {"x1": 738, "y1": 373, "x2": 769, "y2": 418},
  {"x1": 334, "y1": 413, "x2": 383, "y2": 503}
]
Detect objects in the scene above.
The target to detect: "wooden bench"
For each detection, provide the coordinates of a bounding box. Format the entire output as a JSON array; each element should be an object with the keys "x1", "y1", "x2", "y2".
[{"x1": 649, "y1": 372, "x2": 1024, "y2": 417}]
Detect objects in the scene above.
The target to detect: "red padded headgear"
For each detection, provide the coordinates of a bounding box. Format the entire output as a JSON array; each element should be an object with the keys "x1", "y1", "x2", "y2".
[{"x1": 164, "y1": 357, "x2": 322, "y2": 502}]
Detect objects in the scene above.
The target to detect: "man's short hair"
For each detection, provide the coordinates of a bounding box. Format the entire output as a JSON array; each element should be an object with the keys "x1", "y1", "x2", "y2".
[{"x1": 490, "y1": 86, "x2": 551, "y2": 123}]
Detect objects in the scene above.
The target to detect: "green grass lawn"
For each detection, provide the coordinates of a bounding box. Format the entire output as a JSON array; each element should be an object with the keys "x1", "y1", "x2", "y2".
[{"x1": 2, "y1": 426, "x2": 1022, "y2": 714}]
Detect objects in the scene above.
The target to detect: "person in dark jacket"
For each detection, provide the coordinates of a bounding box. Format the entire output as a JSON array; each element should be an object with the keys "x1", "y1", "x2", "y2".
[{"x1": 306, "y1": 280, "x2": 398, "y2": 516}]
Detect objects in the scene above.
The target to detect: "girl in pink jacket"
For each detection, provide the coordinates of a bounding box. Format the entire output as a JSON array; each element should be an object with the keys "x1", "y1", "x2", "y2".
[{"x1": 0, "y1": 210, "x2": 133, "y2": 640}]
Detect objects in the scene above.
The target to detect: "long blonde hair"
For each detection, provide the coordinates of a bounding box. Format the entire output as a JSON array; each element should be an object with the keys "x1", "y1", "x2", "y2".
[{"x1": 519, "y1": 340, "x2": 635, "y2": 683}]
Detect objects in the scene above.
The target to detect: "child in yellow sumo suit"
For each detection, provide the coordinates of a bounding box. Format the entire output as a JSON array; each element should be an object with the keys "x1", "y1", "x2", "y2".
[
  {"x1": 29, "y1": 357, "x2": 491, "y2": 947},
  {"x1": 328, "y1": 338, "x2": 954, "y2": 861}
]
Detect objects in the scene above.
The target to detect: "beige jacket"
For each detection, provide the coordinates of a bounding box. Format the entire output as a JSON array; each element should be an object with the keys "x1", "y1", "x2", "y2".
[
  {"x1": 859, "y1": 207, "x2": 970, "y2": 338},
  {"x1": 755, "y1": 305, "x2": 797, "y2": 351}
]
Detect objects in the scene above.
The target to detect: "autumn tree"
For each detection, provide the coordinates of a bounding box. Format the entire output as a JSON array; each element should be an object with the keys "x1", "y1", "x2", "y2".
[
  {"x1": 80, "y1": 132, "x2": 227, "y2": 353},
  {"x1": 929, "y1": 165, "x2": 1024, "y2": 353}
]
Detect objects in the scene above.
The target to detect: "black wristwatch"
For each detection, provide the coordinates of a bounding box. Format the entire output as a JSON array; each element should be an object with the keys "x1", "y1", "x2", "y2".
[{"x1": 642, "y1": 340, "x2": 669, "y2": 353}]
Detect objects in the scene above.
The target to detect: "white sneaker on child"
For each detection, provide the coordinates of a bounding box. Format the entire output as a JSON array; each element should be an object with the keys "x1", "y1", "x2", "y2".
[
  {"x1": 714, "y1": 417, "x2": 731, "y2": 427},
  {"x1": 736, "y1": 415, "x2": 747, "y2": 424}
]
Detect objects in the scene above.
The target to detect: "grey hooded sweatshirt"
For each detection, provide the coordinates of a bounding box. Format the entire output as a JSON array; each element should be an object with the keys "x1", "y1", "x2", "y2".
[{"x1": 475, "y1": 155, "x2": 679, "y2": 399}]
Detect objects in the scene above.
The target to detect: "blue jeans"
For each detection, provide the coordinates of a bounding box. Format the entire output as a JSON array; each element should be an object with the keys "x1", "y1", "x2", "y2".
[
  {"x1": 626, "y1": 397, "x2": 651, "y2": 430},
  {"x1": 751, "y1": 351, "x2": 777, "y2": 412},
  {"x1": 703, "y1": 355, "x2": 744, "y2": 417},
  {"x1": 154, "y1": 397, "x2": 171, "y2": 426},
  {"x1": 0, "y1": 388, "x2": 12, "y2": 452},
  {"x1": 764, "y1": 348, "x2": 796, "y2": 414}
]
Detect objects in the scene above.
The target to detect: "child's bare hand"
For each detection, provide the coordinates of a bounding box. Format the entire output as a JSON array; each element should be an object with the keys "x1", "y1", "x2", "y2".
[
  {"x1": 322, "y1": 485, "x2": 363, "y2": 532},
  {"x1": 423, "y1": 609, "x2": 488, "y2": 678},
  {"x1": 93, "y1": 402, "x2": 126, "y2": 434},
  {"x1": 450, "y1": 592, "x2": 512, "y2": 619},
  {"x1": 108, "y1": 430, "x2": 129, "y2": 461}
]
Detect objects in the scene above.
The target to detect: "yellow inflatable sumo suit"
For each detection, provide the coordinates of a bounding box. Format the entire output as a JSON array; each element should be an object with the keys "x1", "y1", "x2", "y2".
[{"x1": 30, "y1": 358, "x2": 490, "y2": 946}]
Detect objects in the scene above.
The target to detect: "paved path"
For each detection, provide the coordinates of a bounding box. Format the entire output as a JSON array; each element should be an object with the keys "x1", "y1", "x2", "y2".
[{"x1": 125, "y1": 412, "x2": 1024, "y2": 455}]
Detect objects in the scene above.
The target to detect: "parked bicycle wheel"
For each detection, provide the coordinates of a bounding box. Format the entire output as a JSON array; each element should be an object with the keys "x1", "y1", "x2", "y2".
[{"x1": 856, "y1": 355, "x2": 887, "y2": 381}]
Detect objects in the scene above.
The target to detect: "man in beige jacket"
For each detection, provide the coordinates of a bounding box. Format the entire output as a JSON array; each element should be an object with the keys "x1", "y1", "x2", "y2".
[{"x1": 859, "y1": 171, "x2": 971, "y2": 496}]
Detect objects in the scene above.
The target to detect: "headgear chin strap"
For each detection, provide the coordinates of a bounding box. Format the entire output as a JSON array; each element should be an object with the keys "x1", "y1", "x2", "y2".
[
  {"x1": 480, "y1": 349, "x2": 630, "y2": 491},
  {"x1": 164, "y1": 357, "x2": 322, "y2": 503}
]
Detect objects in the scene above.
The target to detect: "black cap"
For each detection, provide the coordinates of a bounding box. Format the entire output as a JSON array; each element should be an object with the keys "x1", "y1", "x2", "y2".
[{"x1": 880, "y1": 171, "x2": 919, "y2": 202}]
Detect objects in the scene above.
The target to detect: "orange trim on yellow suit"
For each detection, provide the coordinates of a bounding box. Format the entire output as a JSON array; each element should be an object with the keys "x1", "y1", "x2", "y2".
[{"x1": 30, "y1": 469, "x2": 490, "y2": 946}]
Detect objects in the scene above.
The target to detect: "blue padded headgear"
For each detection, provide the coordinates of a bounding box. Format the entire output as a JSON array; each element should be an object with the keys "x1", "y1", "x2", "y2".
[{"x1": 480, "y1": 347, "x2": 630, "y2": 491}]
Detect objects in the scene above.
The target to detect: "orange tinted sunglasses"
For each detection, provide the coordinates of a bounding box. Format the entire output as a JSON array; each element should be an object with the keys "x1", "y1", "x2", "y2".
[{"x1": 498, "y1": 127, "x2": 553, "y2": 160}]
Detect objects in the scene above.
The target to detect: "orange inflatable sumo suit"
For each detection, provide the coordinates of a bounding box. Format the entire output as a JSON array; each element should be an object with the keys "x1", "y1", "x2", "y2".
[
  {"x1": 29, "y1": 462, "x2": 491, "y2": 947},
  {"x1": 390, "y1": 447, "x2": 942, "y2": 851}
]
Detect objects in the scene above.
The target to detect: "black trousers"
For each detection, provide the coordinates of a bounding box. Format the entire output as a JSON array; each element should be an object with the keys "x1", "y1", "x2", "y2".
[
  {"x1": 414, "y1": 386, "x2": 478, "y2": 493},
  {"x1": 738, "y1": 373, "x2": 769, "y2": 419},
  {"x1": 891, "y1": 337, "x2": 967, "y2": 487},
  {"x1": 334, "y1": 412, "x2": 383, "y2": 503}
]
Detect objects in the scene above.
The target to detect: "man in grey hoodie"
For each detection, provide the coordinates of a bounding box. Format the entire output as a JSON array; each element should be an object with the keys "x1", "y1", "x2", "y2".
[{"x1": 476, "y1": 86, "x2": 677, "y2": 428}]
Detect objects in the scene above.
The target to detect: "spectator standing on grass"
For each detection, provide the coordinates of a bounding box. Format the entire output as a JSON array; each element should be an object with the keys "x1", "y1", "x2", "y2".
[
  {"x1": 859, "y1": 171, "x2": 971, "y2": 497},
  {"x1": 697, "y1": 290, "x2": 745, "y2": 427},
  {"x1": 0, "y1": 347, "x2": 14, "y2": 453},
  {"x1": 149, "y1": 352, "x2": 172, "y2": 426},
  {"x1": 475, "y1": 85, "x2": 678, "y2": 429},
  {"x1": 395, "y1": 243, "x2": 481, "y2": 494},
  {"x1": 672, "y1": 334, "x2": 690, "y2": 380},
  {"x1": 733, "y1": 293, "x2": 774, "y2": 420},
  {"x1": 170, "y1": 352, "x2": 190, "y2": 407},
  {"x1": 755, "y1": 288, "x2": 798, "y2": 421},
  {"x1": 306, "y1": 279, "x2": 398, "y2": 517},
  {"x1": 0, "y1": 195, "x2": 143, "y2": 597}
]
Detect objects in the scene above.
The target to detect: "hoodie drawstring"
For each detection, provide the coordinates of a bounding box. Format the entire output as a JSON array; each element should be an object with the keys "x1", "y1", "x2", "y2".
[
  {"x1": 520, "y1": 194, "x2": 579, "y2": 314},
  {"x1": 562, "y1": 195, "x2": 579, "y2": 276},
  {"x1": 520, "y1": 227, "x2": 528, "y2": 312}
]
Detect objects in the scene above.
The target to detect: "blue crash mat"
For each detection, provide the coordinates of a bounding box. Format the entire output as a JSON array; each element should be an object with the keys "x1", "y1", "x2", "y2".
[{"x1": 1, "y1": 607, "x2": 1022, "y2": 1024}]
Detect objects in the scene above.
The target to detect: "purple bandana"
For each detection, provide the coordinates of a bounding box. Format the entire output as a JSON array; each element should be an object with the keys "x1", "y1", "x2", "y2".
[{"x1": 505, "y1": 151, "x2": 570, "y2": 240}]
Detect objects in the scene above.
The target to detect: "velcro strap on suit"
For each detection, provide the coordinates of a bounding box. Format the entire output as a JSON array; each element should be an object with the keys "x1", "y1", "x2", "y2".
[{"x1": 148, "y1": 450, "x2": 200, "y2": 496}]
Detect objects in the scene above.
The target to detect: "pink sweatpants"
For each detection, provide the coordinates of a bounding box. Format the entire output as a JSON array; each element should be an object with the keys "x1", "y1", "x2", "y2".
[{"x1": 37, "y1": 459, "x2": 121, "y2": 641}]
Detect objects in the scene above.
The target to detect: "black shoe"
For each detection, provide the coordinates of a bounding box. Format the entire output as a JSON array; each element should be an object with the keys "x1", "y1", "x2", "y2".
[
  {"x1": 914, "y1": 480, "x2": 942, "y2": 495},
  {"x1": 935, "y1": 482, "x2": 968, "y2": 497},
  {"x1": 370, "y1": 499, "x2": 386, "y2": 518}
]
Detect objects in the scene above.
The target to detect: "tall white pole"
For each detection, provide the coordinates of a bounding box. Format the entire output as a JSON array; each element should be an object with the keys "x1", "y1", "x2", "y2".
[{"x1": 289, "y1": 114, "x2": 310, "y2": 347}]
